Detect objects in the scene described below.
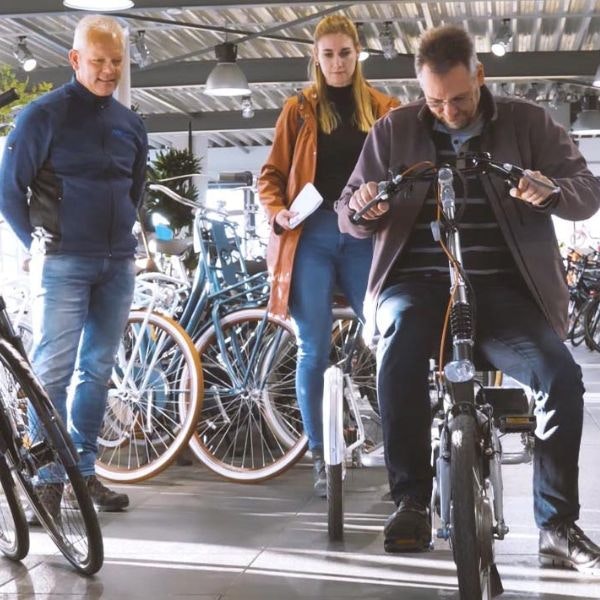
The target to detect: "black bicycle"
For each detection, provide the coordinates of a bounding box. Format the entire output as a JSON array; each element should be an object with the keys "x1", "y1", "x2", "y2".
[
  {"x1": 0, "y1": 89, "x2": 103, "y2": 575},
  {"x1": 351, "y1": 153, "x2": 539, "y2": 599}
]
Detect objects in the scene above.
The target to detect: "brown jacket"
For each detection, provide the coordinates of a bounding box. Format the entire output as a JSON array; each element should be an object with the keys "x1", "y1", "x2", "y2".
[
  {"x1": 257, "y1": 85, "x2": 399, "y2": 318},
  {"x1": 336, "y1": 86, "x2": 600, "y2": 341}
]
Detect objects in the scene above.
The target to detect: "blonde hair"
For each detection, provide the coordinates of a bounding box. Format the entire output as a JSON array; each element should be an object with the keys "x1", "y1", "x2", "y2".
[
  {"x1": 72, "y1": 14, "x2": 125, "y2": 51},
  {"x1": 309, "y1": 14, "x2": 377, "y2": 134}
]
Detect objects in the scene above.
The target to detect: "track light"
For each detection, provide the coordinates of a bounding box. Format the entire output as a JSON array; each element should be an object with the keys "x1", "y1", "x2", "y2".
[
  {"x1": 204, "y1": 43, "x2": 251, "y2": 97},
  {"x1": 380, "y1": 22, "x2": 397, "y2": 60},
  {"x1": 357, "y1": 23, "x2": 370, "y2": 62},
  {"x1": 491, "y1": 19, "x2": 513, "y2": 57},
  {"x1": 131, "y1": 30, "x2": 152, "y2": 68},
  {"x1": 14, "y1": 37, "x2": 36, "y2": 72},
  {"x1": 63, "y1": 0, "x2": 134, "y2": 10},
  {"x1": 241, "y1": 96, "x2": 254, "y2": 119}
]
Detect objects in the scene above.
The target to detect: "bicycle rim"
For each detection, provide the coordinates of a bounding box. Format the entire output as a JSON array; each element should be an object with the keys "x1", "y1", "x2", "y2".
[
  {"x1": 0, "y1": 339, "x2": 103, "y2": 575},
  {"x1": 449, "y1": 413, "x2": 494, "y2": 599},
  {"x1": 0, "y1": 453, "x2": 29, "y2": 561},
  {"x1": 189, "y1": 309, "x2": 307, "y2": 482},
  {"x1": 97, "y1": 310, "x2": 203, "y2": 482}
]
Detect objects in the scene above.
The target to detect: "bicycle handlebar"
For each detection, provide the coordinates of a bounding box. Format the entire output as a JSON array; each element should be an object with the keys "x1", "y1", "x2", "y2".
[
  {"x1": 147, "y1": 182, "x2": 229, "y2": 218},
  {"x1": 349, "y1": 152, "x2": 560, "y2": 224}
]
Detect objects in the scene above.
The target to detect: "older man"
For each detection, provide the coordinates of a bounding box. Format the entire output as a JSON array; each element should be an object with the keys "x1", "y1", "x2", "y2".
[{"x1": 0, "y1": 14, "x2": 148, "y2": 517}]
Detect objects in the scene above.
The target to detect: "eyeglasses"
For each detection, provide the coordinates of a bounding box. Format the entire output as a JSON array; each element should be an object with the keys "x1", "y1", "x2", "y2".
[{"x1": 425, "y1": 93, "x2": 473, "y2": 111}]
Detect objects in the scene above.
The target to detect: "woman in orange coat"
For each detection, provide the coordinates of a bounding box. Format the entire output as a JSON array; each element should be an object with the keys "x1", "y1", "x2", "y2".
[{"x1": 258, "y1": 14, "x2": 398, "y2": 496}]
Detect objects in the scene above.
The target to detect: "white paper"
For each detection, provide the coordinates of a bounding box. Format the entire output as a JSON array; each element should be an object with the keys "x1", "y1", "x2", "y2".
[{"x1": 289, "y1": 182, "x2": 323, "y2": 228}]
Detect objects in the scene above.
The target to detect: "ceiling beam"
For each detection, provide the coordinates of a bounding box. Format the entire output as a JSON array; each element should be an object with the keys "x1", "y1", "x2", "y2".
[
  {"x1": 144, "y1": 109, "x2": 281, "y2": 134},
  {"x1": 27, "y1": 51, "x2": 600, "y2": 91}
]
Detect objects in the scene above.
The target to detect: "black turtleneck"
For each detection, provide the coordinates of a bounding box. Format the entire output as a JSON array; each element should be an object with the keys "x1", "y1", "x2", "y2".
[{"x1": 314, "y1": 85, "x2": 368, "y2": 210}]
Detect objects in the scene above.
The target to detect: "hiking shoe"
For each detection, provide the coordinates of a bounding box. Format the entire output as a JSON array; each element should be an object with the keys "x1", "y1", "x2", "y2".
[
  {"x1": 25, "y1": 482, "x2": 64, "y2": 527},
  {"x1": 539, "y1": 522, "x2": 600, "y2": 575},
  {"x1": 383, "y1": 496, "x2": 431, "y2": 553},
  {"x1": 66, "y1": 475, "x2": 129, "y2": 512},
  {"x1": 312, "y1": 450, "x2": 327, "y2": 498}
]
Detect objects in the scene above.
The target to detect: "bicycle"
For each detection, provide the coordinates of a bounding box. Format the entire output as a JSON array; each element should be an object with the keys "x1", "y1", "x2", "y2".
[
  {"x1": 0, "y1": 279, "x2": 103, "y2": 574},
  {"x1": 326, "y1": 153, "x2": 540, "y2": 598},
  {"x1": 98, "y1": 182, "x2": 305, "y2": 483}
]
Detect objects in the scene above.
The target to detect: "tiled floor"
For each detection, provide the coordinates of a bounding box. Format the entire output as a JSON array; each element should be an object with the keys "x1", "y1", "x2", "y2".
[{"x1": 1, "y1": 344, "x2": 600, "y2": 599}]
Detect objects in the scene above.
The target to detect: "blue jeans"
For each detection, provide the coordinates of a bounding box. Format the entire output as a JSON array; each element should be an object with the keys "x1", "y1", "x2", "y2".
[
  {"x1": 29, "y1": 254, "x2": 135, "y2": 478},
  {"x1": 376, "y1": 279, "x2": 584, "y2": 529},
  {"x1": 289, "y1": 209, "x2": 373, "y2": 451}
]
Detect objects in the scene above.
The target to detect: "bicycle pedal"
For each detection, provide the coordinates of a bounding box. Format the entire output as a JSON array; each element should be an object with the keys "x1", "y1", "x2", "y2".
[{"x1": 498, "y1": 415, "x2": 536, "y2": 433}]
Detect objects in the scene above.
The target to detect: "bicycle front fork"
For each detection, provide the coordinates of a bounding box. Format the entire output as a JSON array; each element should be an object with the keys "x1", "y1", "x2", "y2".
[{"x1": 433, "y1": 411, "x2": 508, "y2": 542}]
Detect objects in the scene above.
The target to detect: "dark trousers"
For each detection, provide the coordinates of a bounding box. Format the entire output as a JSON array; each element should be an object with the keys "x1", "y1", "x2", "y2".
[{"x1": 376, "y1": 279, "x2": 584, "y2": 529}]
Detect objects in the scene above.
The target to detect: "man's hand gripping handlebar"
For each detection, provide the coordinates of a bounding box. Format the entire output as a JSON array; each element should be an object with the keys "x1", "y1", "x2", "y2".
[{"x1": 348, "y1": 153, "x2": 561, "y2": 224}]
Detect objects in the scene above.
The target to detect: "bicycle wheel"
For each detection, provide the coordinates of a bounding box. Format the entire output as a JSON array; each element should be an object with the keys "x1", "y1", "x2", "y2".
[
  {"x1": 0, "y1": 453, "x2": 29, "y2": 561},
  {"x1": 188, "y1": 308, "x2": 307, "y2": 482},
  {"x1": 323, "y1": 366, "x2": 344, "y2": 542},
  {"x1": 449, "y1": 412, "x2": 495, "y2": 599},
  {"x1": 96, "y1": 309, "x2": 202, "y2": 482},
  {"x1": 568, "y1": 297, "x2": 588, "y2": 347},
  {"x1": 330, "y1": 318, "x2": 377, "y2": 413},
  {"x1": 0, "y1": 339, "x2": 103, "y2": 575},
  {"x1": 584, "y1": 297, "x2": 600, "y2": 352}
]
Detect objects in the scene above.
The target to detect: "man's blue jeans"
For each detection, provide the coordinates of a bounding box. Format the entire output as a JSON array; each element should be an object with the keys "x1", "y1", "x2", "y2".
[
  {"x1": 29, "y1": 254, "x2": 135, "y2": 477},
  {"x1": 376, "y1": 279, "x2": 584, "y2": 530},
  {"x1": 289, "y1": 209, "x2": 372, "y2": 452}
]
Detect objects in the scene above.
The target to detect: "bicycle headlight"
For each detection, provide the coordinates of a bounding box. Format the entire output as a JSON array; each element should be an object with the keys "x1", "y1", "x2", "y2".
[{"x1": 444, "y1": 359, "x2": 475, "y2": 383}]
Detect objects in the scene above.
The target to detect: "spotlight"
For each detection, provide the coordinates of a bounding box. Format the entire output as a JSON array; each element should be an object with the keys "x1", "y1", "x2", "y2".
[
  {"x1": 491, "y1": 19, "x2": 513, "y2": 57},
  {"x1": 357, "y1": 23, "x2": 370, "y2": 62},
  {"x1": 241, "y1": 96, "x2": 254, "y2": 119},
  {"x1": 380, "y1": 22, "x2": 397, "y2": 60},
  {"x1": 63, "y1": 0, "x2": 134, "y2": 10},
  {"x1": 204, "y1": 43, "x2": 251, "y2": 97},
  {"x1": 14, "y1": 36, "x2": 37, "y2": 72},
  {"x1": 131, "y1": 30, "x2": 152, "y2": 68}
]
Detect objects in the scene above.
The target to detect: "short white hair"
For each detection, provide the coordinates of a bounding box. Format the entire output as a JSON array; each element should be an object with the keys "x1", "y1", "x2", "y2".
[{"x1": 72, "y1": 14, "x2": 124, "y2": 51}]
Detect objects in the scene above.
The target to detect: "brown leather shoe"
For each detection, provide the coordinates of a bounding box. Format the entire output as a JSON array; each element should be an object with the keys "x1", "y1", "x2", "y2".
[{"x1": 539, "y1": 522, "x2": 600, "y2": 575}]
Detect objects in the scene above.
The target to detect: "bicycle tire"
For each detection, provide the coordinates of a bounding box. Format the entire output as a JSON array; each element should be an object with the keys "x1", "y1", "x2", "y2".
[
  {"x1": 568, "y1": 298, "x2": 589, "y2": 347},
  {"x1": 96, "y1": 309, "x2": 203, "y2": 483},
  {"x1": 449, "y1": 412, "x2": 494, "y2": 599},
  {"x1": 188, "y1": 308, "x2": 307, "y2": 482},
  {"x1": 0, "y1": 339, "x2": 103, "y2": 575},
  {"x1": 326, "y1": 463, "x2": 344, "y2": 541},
  {"x1": 584, "y1": 297, "x2": 600, "y2": 352},
  {"x1": 323, "y1": 365, "x2": 345, "y2": 541},
  {"x1": 0, "y1": 452, "x2": 29, "y2": 561}
]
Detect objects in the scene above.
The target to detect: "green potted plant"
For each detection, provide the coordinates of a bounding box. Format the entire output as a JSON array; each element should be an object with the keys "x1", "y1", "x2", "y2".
[
  {"x1": 145, "y1": 147, "x2": 203, "y2": 235},
  {"x1": 0, "y1": 65, "x2": 53, "y2": 135}
]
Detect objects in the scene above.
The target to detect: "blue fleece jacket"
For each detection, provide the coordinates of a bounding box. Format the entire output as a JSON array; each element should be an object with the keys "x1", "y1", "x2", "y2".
[{"x1": 0, "y1": 78, "x2": 148, "y2": 257}]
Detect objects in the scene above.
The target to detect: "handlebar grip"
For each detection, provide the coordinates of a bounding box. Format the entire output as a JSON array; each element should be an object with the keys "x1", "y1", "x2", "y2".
[{"x1": 350, "y1": 211, "x2": 362, "y2": 225}]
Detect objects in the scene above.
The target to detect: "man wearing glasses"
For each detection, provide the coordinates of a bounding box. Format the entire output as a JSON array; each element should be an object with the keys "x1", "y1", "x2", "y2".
[{"x1": 336, "y1": 24, "x2": 600, "y2": 573}]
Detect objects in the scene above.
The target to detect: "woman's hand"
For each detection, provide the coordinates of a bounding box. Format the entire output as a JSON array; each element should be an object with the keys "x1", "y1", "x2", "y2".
[{"x1": 274, "y1": 208, "x2": 298, "y2": 230}]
